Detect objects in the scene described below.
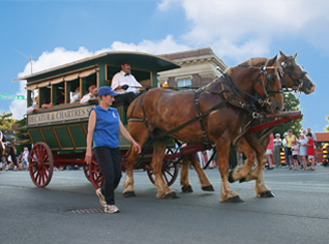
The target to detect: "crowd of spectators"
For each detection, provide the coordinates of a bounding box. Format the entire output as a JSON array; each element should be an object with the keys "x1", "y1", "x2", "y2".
[{"x1": 266, "y1": 127, "x2": 318, "y2": 171}]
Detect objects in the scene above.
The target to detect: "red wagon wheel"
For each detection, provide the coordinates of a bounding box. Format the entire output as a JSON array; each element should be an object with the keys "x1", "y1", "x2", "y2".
[
  {"x1": 147, "y1": 149, "x2": 179, "y2": 186},
  {"x1": 147, "y1": 162, "x2": 178, "y2": 186},
  {"x1": 29, "y1": 142, "x2": 54, "y2": 188},
  {"x1": 89, "y1": 152, "x2": 103, "y2": 189}
]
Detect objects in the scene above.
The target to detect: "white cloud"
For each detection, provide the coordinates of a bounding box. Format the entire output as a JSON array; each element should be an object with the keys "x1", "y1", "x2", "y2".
[
  {"x1": 159, "y1": 0, "x2": 329, "y2": 61},
  {"x1": 11, "y1": 36, "x2": 190, "y2": 120}
]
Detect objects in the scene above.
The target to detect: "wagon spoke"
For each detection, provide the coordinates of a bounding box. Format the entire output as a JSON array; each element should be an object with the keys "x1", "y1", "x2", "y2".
[
  {"x1": 163, "y1": 172, "x2": 169, "y2": 184},
  {"x1": 164, "y1": 168, "x2": 174, "y2": 178}
]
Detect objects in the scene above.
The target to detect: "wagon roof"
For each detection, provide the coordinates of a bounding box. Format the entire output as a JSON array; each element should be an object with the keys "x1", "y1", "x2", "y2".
[{"x1": 13, "y1": 51, "x2": 180, "y2": 83}]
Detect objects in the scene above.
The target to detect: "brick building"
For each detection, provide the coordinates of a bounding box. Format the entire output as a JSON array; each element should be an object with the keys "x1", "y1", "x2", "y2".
[{"x1": 158, "y1": 47, "x2": 228, "y2": 89}]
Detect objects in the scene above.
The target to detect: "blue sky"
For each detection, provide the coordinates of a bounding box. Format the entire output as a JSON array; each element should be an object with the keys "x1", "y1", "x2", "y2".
[{"x1": 1, "y1": 0, "x2": 328, "y2": 132}]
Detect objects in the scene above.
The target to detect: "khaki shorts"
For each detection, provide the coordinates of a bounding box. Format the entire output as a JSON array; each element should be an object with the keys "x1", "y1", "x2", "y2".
[
  {"x1": 266, "y1": 149, "x2": 273, "y2": 155},
  {"x1": 308, "y1": 155, "x2": 314, "y2": 159}
]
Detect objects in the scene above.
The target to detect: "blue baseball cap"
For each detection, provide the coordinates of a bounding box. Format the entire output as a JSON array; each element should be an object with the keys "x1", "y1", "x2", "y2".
[{"x1": 97, "y1": 86, "x2": 118, "y2": 97}]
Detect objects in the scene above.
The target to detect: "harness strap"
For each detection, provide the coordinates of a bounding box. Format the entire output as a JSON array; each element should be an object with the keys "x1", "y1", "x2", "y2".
[
  {"x1": 195, "y1": 88, "x2": 210, "y2": 143},
  {"x1": 140, "y1": 95, "x2": 155, "y2": 139},
  {"x1": 219, "y1": 74, "x2": 258, "y2": 115},
  {"x1": 156, "y1": 94, "x2": 235, "y2": 140}
]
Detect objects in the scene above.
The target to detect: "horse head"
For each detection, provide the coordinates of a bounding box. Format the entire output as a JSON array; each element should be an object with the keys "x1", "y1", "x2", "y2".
[
  {"x1": 278, "y1": 50, "x2": 316, "y2": 94},
  {"x1": 236, "y1": 55, "x2": 284, "y2": 114}
]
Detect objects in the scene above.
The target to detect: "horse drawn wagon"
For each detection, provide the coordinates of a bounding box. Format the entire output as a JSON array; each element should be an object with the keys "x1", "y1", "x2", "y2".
[{"x1": 14, "y1": 50, "x2": 315, "y2": 203}]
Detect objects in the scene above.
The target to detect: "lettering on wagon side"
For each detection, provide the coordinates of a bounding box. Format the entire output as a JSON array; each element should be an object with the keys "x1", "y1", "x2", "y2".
[{"x1": 27, "y1": 106, "x2": 93, "y2": 125}]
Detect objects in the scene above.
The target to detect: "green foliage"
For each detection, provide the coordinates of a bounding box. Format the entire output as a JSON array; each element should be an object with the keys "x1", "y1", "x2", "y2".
[
  {"x1": 273, "y1": 92, "x2": 303, "y2": 136},
  {"x1": 14, "y1": 116, "x2": 31, "y2": 153},
  {"x1": 0, "y1": 110, "x2": 16, "y2": 131},
  {"x1": 326, "y1": 116, "x2": 329, "y2": 132}
]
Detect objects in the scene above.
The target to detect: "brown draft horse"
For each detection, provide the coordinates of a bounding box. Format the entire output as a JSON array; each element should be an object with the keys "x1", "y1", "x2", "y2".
[
  {"x1": 123, "y1": 55, "x2": 283, "y2": 202},
  {"x1": 179, "y1": 51, "x2": 316, "y2": 198}
]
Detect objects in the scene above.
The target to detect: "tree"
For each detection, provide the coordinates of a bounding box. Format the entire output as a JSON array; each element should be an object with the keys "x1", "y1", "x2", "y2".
[
  {"x1": 14, "y1": 116, "x2": 32, "y2": 153},
  {"x1": 326, "y1": 116, "x2": 329, "y2": 132},
  {"x1": 273, "y1": 92, "x2": 303, "y2": 136},
  {"x1": 0, "y1": 110, "x2": 16, "y2": 131}
]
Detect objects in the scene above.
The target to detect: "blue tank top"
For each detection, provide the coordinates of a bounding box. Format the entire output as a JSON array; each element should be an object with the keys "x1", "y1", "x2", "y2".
[{"x1": 91, "y1": 106, "x2": 119, "y2": 148}]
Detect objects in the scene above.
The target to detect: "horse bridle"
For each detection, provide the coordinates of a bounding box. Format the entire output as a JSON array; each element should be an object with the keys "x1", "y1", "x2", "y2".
[
  {"x1": 280, "y1": 57, "x2": 307, "y2": 92},
  {"x1": 238, "y1": 63, "x2": 283, "y2": 108}
]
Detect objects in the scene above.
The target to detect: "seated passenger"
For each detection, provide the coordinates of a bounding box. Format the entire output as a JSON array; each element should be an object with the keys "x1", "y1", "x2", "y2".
[
  {"x1": 26, "y1": 96, "x2": 39, "y2": 113},
  {"x1": 111, "y1": 59, "x2": 146, "y2": 106},
  {"x1": 70, "y1": 87, "x2": 80, "y2": 103},
  {"x1": 80, "y1": 84, "x2": 98, "y2": 104},
  {"x1": 41, "y1": 90, "x2": 64, "y2": 108}
]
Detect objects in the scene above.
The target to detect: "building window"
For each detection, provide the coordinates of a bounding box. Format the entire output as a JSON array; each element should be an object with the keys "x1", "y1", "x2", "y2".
[{"x1": 177, "y1": 79, "x2": 191, "y2": 90}]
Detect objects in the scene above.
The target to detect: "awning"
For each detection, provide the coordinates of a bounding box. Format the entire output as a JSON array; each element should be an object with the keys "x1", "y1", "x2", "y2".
[
  {"x1": 37, "y1": 80, "x2": 50, "y2": 88},
  {"x1": 64, "y1": 73, "x2": 79, "y2": 81},
  {"x1": 26, "y1": 84, "x2": 37, "y2": 91},
  {"x1": 51, "y1": 77, "x2": 64, "y2": 85},
  {"x1": 79, "y1": 69, "x2": 97, "y2": 78},
  {"x1": 25, "y1": 68, "x2": 98, "y2": 89}
]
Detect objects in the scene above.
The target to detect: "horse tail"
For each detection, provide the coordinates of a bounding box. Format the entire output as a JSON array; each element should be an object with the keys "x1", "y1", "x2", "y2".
[{"x1": 9, "y1": 146, "x2": 17, "y2": 165}]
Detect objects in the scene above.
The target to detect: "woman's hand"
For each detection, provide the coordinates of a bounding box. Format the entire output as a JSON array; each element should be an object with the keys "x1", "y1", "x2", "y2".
[
  {"x1": 85, "y1": 149, "x2": 92, "y2": 165},
  {"x1": 133, "y1": 141, "x2": 142, "y2": 154}
]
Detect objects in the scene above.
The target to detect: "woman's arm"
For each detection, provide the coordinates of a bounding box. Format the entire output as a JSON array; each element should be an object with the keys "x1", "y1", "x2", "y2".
[
  {"x1": 119, "y1": 120, "x2": 141, "y2": 154},
  {"x1": 85, "y1": 110, "x2": 96, "y2": 164}
]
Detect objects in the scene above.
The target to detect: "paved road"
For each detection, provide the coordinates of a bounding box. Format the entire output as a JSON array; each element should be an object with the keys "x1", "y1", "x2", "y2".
[{"x1": 1, "y1": 165, "x2": 329, "y2": 244}]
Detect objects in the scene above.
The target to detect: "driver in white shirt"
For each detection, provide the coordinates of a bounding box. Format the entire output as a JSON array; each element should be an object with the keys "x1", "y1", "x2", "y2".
[{"x1": 111, "y1": 59, "x2": 145, "y2": 106}]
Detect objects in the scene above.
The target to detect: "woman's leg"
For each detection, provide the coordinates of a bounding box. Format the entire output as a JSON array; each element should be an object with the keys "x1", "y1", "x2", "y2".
[{"x1": 94, "y1": 147, "x2": 118, "y2": 205}]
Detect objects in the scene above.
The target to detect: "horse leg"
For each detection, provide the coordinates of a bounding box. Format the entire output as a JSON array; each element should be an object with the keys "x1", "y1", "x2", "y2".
[
  {"x1": 180, "y1": 156, "x2": 193, "y2": 193},
  {"x1": 122, "y1": 123, "x2": 149, "y2": 198},
  {"x1": 152, "y1": 139, "x2": 178, "y2": 199},
  {"x1": 228, "y1": 137, "x2": 256, "y2": 183},
  {"x1": 252, "y1": 153, "x2": 274, "y2": 198},
  {"x1": 189, "y1": 153, "x2": 214, "y2": 191},
  {"x1": 215, "y1": 135, "x2": 243, "y2": 202}
]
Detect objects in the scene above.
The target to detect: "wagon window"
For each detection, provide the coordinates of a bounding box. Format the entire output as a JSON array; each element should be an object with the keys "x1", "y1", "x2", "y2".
[
  {"x1": 81, "y1": 73, "x2": 97, "y2": 96},
  {"x1": 51, "y1": 83, "x2": 65, "y2": 105},
  {"x1": 64, "y1": 75, "x2": 80, "y2": 104}
]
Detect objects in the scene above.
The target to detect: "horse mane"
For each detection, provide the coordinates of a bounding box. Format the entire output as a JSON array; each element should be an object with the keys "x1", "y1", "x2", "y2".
[{"x1": 226, "y1": 57, "x2": 281, "y2": 76}]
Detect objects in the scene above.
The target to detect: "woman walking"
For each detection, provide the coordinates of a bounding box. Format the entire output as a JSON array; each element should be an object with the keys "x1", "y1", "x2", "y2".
[{"x1": 85, "y1": 86, "x2": 141, "y2": 213}]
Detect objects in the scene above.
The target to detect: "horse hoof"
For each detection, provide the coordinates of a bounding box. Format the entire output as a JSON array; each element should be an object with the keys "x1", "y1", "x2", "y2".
[
  {"x1": 123, "y1": 191, "x2": 136, "y2": 198},
  {"x1": 228, "y1": 171, "x2": 235, "y2": 183},
  {"x1": 164, "y1": 192, "x2": 179, "y2": 199},
  {"x1": 239, "y1": 177, "x2": 246, "y2": 183},
  {"x1": 182, "y1": 185, "x2": 193, "y2": 193},
  {"x1": 227, "y1": 196, "x2": 244, "y2": 203},
  {"x1": 259, "y1": 191, "x2": 275, "y2": 198},
  {"x1": 202, "y1": 185, "x2": 214, "y2": 191}
]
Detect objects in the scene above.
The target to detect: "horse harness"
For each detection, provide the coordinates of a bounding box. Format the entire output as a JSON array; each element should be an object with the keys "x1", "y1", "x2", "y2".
[{"x1": 128, "y1": 62, "x2": 283, "y2": 144}]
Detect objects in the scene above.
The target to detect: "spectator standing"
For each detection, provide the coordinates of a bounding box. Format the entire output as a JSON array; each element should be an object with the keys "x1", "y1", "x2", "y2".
[
  {"x1": 22, "y1": 147, "x2": 29, "y2": 168},
  {"x1": 282, "y1": 132, "x2": 290, "y2": 167},
  {"x1": 266, "y1": 133, "x2": 274, "y2": 170},
  {"x1": 298, "y1": 134, "x2": 308, "y2": 170},
  {"x1": 286, "y1": 129, "x2": 296, "y2": 170},
  {"x1": 307, "y1": 127, "x2": 317, "y2": 149},
  {"x1": 273, "y1": 133, "x2": 282, "y2": 167},
  {"x1": 291, "y1": 140, "x2": 299, "y2": 170},
  {"x1": 306, "y1": 133, "x2": 315, "y2": 170}
]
